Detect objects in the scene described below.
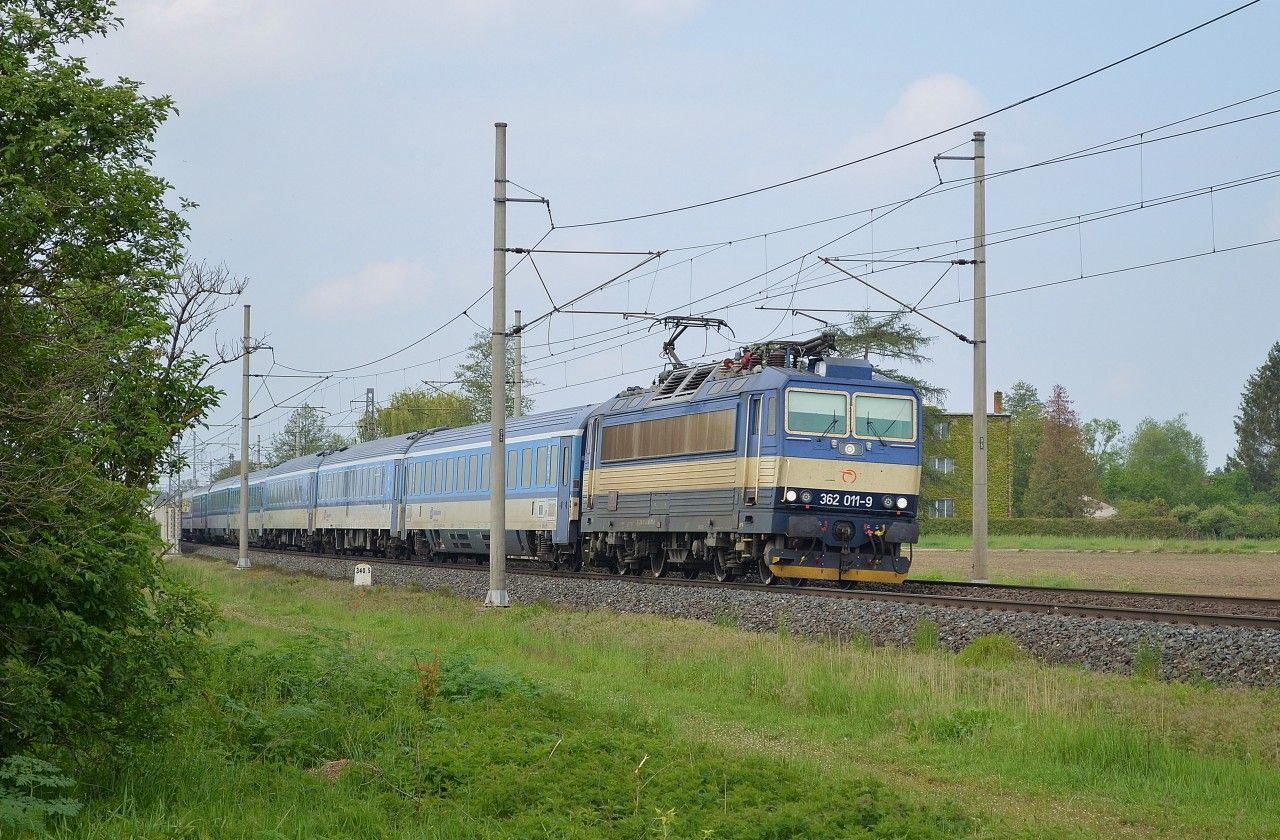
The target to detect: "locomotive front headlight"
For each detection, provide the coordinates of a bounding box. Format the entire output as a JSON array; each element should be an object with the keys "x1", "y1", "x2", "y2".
[
  {"x1": 896, "y1": 496, "x2": 908, "y2": 510},
  {"x1": 785, "y1": 489, "x2": 798, "y2": 502},
  {"x1": 800, "y1": 490, "x2": 813, "y2": 503},
  {"x1": 842, "y1": 442, "x2": 857, "y2": 455},
  {"x1": 881, "y1": 495, "x2": 894, "y2": 509}
]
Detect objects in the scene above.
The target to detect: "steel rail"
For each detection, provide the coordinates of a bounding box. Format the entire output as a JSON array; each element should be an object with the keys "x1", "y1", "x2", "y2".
[{"x1": 902, "y1": 579, "x2": 1280, "y2": 611}]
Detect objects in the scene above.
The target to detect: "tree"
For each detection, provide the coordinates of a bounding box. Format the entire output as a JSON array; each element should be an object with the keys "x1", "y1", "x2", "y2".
[
  {"x1": 1231, "y1": 341, "x2": 1280, "y2": 494},
  {"x1": 454, "y1": 331, "x2": 539, "y2": 422},
  {"x1": 832, "y1": 312, "x2": 945, "y2": 404},
  {"x1": 1111, "y1": 416, "x2": 1207, "y2": 506},
  {"x1": 268, "y1": 406, "x2": 347, "y2": 464},
  {"x1": 1081, "y1": 417, "x2": 1123, "y2": 482},
  {"x1": 1022, "y1": 385, "x2": 1098, "y2": 517},
  {"x1": 374, "y1": 389, "x2": 477, "y2": 437},
  {"x1": 1003, "y1": 381, "x2": 1044, "y2": 514},
  {"x1": 1, "y1": 1, "x2": 216, "y2": 758}
]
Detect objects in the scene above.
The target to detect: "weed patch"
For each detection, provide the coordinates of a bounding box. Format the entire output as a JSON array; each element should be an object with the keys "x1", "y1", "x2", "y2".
[
  {"x1": 913, "y1": 617, "x2": 940, "y2": 652},
  {"x1": 956, "y1": 634, "x2": 1032, "y2": 668},
  {"x1": 1134, "y1": 637, "x2": 1163, "y2": 680}
]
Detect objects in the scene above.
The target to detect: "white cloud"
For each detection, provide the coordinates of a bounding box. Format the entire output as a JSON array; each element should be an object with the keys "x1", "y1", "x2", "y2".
[
  {"x1": 845, "y1": 75, "x2": 986, "y2": 178},
  {"x1": 304, "y1": 259, "x2": 424, "y2": 319}
]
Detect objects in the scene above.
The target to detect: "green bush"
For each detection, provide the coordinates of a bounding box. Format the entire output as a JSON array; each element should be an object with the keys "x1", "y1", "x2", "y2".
[
  {"x1": 1238, "y1": 504, "x2": 1280, "y2": 539},
  {"x1": 923, "y1": 517, "x2": 1198, "y2": 539},
  {"x1": 1192, "y1": 506, "x2": 1244, "y2": 539},
  {"x1": 0, "y1": 756, "x2": 80, "y2": 832},
  {"x1": 1170, "y1": 504, "x2": 1201, "y2": 524}
]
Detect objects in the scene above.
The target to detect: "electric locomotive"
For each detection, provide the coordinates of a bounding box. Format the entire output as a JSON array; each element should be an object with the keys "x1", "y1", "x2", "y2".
[{"x1": 578, "y1": 337, "x2": 920, "y2": 585}]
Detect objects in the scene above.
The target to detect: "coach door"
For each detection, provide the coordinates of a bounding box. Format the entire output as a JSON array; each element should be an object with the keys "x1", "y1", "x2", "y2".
[
  {"x1": 583, "y1": 418, "x2": 600, "y2": 510},
  {"x1": 392, "y1": 461, "x2": 404, "y2": 537},
  {"x1": 745, "y1": 395, "x2": 763, "y2": 505},
  {"x1": 306, "y1": 475, "x2": 315, "y2": 534}
]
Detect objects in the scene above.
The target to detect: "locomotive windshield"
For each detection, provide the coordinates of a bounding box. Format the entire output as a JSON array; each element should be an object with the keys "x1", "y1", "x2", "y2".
[
  {"x1": 785, "y1": 390, "x2": 849, "y2": 435},
  {"x1": 854, "y1": 394, "x2": 916, "y2": 441}
]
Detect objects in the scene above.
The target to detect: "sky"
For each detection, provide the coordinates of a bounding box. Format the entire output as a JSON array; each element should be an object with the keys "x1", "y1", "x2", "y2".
[{"x1": 78, "y1": 0, "x2": 1280, "y2": 479}]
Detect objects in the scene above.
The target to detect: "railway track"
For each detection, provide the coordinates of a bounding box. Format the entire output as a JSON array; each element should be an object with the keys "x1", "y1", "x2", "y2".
[{"x1": 183, "y1": 543, "x2": 1280, "y2": 632}]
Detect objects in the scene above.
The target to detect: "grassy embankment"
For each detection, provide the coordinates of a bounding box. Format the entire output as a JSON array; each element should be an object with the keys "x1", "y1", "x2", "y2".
[
  {"x1": 917, "y1": 534, "x2": 1280, "y2": 553},
  {"x1": 37, "y1": 557, "x2": 1280, "y2": 839}
]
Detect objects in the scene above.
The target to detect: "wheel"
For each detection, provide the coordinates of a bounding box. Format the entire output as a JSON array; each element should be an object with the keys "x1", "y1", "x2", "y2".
[
  {"x1": 650, "y1": 552, "x2": 668, "y2": 578},
  {"x1": 613, "y1": 547, "x2": 630, "y2": 575},
  {"x1": 716, "y1": 548, "x2": 737, "y2": 581},
  {"x1": 681, "y1": 565, "x2": 699, "y2": 580},
  {"x1": 565, "y1": 554, "x2": 583, "y2": 573},
  {"x1": 758, "y1": 542, "x2": 778, "y2": 586},
  {"x1": 712, "y1": 549, "x2": 735, "y2": 583},
  {"x1": 786, "y1": 575, "x2": 806, "y2": 588}
]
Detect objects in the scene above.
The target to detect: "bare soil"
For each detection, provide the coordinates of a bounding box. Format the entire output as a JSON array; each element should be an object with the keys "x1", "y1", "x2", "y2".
[{"x1": 912, "y1": 548, "x2": 1280, "y2": 598}]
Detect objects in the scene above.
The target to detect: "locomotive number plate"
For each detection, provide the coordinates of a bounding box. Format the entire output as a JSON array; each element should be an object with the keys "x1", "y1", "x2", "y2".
[{"x1": 816, "y1": 491, "x2": 878, "y2": 509}]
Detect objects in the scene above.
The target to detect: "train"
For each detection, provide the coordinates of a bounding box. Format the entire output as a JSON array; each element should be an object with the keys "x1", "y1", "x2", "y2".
[{"x1": 183, "y1": 334, "x2": 922, "y2": 586}]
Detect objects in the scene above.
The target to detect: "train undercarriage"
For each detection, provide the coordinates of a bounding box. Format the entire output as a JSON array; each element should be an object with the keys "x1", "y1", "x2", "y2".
[{"x1": 184, "y1": 521, "x2": 911, "y2": 588}]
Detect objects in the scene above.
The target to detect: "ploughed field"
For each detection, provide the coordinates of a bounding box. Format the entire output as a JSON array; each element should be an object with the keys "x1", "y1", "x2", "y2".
[{"x1": 912, "y1": 548, "x2": 1280, "y2": 598}]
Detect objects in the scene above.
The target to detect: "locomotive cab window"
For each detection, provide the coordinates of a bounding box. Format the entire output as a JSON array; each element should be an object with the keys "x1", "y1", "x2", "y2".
[
  {"x1": 854, "y1": 394, "x2": 916, "y2": 441},
  {"x1": 785, "y1": 389, "x2": 849, "y2": 436}
]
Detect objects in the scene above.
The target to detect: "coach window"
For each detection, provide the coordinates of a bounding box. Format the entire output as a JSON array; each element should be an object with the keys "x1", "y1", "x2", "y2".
[
  {"x1": 561, "y1": 444, "x2": 571, "y2": 486},
  {"x1": 522, "y1": 447, "x2": 533, "y2": 487},
  {"x1": 766, "y1": 397, "x2": 777, "y2": 436},
  {"x1": 785, "y1": 389, "x2": 849, "y2": 436},
  {"x1": 548, "y1": 444, "x2": 558, "y2": 485},
  {"x1": 468, "y1": 454, "x2": 478, "y2": 491},
  {"x1": 481, "y1": 453, "x2": 490, "y2": 490},
  {"x1": 853, "y1": 394, "x2": 916, "y2": 441},
  {"x1": 536, "y1": 446, "x2": 549, "y2": 488},
  {"x1": 506, "y1": 450, "x2": 517, "y2": 489}
]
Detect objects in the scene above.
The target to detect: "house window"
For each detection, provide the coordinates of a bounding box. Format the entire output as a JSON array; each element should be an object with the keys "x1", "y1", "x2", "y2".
[
  {"x1": 933, "y1": 421, "x2": 951, "y2": 440},
  {"x1": 930, "y1": 499, "x2": 955, "y2": 518},
  {"x1": 929, "y1": 456, "x2": 955, "y2": 475}
]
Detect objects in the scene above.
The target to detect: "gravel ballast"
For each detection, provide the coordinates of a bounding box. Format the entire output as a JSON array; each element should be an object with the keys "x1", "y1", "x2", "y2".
[{"x1": 186, "y1": 545, "x2": 1280, "y2": 687}]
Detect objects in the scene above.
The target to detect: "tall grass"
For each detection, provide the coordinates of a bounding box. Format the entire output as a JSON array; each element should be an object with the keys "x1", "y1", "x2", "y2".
[{"x1": 40, "y1": 559, "x2": 1280, "y2": 839}]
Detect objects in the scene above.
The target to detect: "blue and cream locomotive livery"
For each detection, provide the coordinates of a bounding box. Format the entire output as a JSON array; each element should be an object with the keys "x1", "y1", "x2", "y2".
[{"x1": 184, "y1": 340, "x2": 921, "y2": 586}]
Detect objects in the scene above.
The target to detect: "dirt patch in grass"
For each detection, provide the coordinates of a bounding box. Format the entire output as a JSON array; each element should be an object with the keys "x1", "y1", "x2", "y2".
[{"x1": 912, "y1": 549, "x2": 1280, "y2": 597}]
